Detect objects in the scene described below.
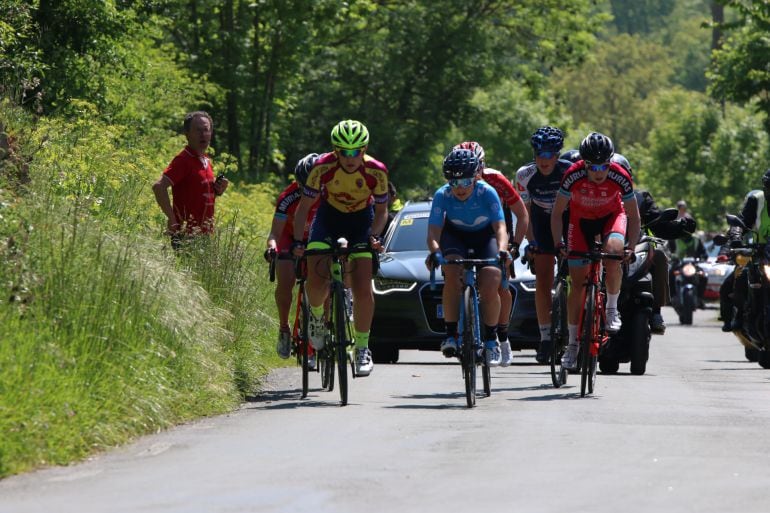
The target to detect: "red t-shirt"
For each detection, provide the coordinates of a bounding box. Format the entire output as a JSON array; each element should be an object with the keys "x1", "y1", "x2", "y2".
[{"x1": 163, "y1": 146, "x2": 216, "y2": 233}]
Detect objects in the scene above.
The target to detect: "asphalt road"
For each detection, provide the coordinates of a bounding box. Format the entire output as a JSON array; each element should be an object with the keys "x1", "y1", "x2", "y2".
[{"x1": 2, "y1": 306, "x2": 769, "y2": 513}]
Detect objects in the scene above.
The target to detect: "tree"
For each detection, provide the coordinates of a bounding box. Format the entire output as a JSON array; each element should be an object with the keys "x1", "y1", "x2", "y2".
[{"x1": 708, "y1": 0, "x2": 770, "y2": 133}]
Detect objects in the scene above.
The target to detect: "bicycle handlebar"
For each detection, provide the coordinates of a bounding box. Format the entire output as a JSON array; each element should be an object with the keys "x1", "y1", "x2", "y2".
[{"x1": 429, "y1": 256, "x2": 508, "y2": 291}]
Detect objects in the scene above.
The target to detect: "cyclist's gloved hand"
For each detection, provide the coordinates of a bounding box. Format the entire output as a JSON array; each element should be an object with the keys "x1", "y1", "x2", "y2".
[
  {"x1": 498, "y1": 250, "x2": 511, "y2": 263},
  {"x1": 508, "y1": 241, "x2": 520, "y2": 261},
  {"x1": 623, "y1": 245, "x2": 636, "y2": 263},
  {"x1": 291, "y1": 239, "x2": 306, "y2": 256},
  {"x1": 426, "y1": 251, "x2": 442, "y2": 270}
]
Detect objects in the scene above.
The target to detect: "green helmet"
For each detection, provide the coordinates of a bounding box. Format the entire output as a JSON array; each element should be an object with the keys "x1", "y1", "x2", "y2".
[{"x1": 330, "y1": 119, "x2": 369, "y2": 150}]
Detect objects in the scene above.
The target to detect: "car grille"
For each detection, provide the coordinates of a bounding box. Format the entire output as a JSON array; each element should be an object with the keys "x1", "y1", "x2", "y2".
[{"x1": 419, "y1": 284, "x2": 445, "y2": 333}]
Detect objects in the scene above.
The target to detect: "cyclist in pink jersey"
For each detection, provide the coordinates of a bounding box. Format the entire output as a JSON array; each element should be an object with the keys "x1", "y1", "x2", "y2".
[
  {"x1": 453, "y1": 141, "x2": 529, "y2": 366},
  {"x1": 266, "y1": 153, "x2": 320, "y2": 360},
  {"x1": 550, "y1": 132, "x2": 641, "y2": 370}
]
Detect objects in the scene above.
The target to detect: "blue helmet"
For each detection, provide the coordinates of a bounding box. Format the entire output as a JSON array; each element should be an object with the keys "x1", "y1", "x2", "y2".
[
  {"x1": 442, "y1": 148, "x2": 480, "y2": 179},
  {"x1": 560, "y1": 149, "x2": 581, "y2": 163},
  {"x1": 530, "y1": 126, "x2": 564, "y2": 153}
]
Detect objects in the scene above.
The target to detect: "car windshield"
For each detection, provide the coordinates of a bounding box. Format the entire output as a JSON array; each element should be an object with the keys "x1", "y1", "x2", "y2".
[{"x1": 388, "y1": 213, "x2": 430, "y2": 252}]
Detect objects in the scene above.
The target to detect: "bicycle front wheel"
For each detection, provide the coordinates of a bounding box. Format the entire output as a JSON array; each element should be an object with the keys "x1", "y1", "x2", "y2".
[
  {"x1": 580, "y1": 284, "x2": 596, "y2": 397},
  {"x1": 462, "y1": 287, "x2": 477, "y2": 408},
  {"x1": 333, "y1": 284, "x2": 349, "y2": 406},
  {"x1": 550, "y1": 280, "x2": 568, "y2": 388}
]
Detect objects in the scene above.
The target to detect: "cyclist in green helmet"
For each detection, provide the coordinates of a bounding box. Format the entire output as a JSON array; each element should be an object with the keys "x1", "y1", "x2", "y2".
[{"x1": 292, "y1": 119, "x2": 389, "y2": 377}]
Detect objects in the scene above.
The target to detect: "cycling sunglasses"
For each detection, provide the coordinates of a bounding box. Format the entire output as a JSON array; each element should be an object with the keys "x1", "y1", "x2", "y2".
[
  {"x1": 535, "y1": 151, "x2": 559, "y2": 159},
  {"x1": 449, "y1": 177, "x2": 474, "y2": 188},
  {"x1": 587, "y1": 162, "x2": 610, "y2": 172},
  {"x1": 336, "y1": 147, "x2": 364, "y2": 158}
]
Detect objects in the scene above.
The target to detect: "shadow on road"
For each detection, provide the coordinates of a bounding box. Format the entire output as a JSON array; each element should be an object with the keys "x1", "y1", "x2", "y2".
[{"x1": 243, "y1": 388, "x2": 346, "y2": 410}]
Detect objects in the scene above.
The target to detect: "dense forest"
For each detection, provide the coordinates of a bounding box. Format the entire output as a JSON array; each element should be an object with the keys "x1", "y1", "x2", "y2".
[
  {"x1": 2, "y1": 0, "x2": 769, "y2": 227},
  {"x1": 0, "y1": 0, "x2": 768, "y2": 476}
]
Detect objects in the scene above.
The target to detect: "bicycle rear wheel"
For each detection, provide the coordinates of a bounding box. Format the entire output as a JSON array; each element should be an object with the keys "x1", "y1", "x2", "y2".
[
  {"x1": 321, "y1": 348, "x2": 334, "y2": 391},
  {"x1": 550, "y1": 280, "x2": 568, "y2": 388},
  {"x1": 462, "y1": 288, "x2": 477, "y2": 407},
  {"x1": 333, "y1": 285, "x2": 349, "y2": 406},
  {"x1": 580, "y1": 284, "x2": 596, "y2": 397}
]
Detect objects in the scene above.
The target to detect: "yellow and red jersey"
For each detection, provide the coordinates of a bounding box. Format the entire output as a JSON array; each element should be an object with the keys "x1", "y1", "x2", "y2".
[{"x1": 303, "y1": 152, "x2": 388, "y2": 213}]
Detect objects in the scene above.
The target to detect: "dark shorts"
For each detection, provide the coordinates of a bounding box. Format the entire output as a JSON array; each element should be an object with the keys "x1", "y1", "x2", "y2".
[
  {"x1": 531, "y1": 206, "x2": 568, "y2": 253},
  {"x1": 440, "y1": 223, "x2": 498, "y2": 261},
  {"x1": 309, "y1": 203, "x2": 374, "y2": 247}
]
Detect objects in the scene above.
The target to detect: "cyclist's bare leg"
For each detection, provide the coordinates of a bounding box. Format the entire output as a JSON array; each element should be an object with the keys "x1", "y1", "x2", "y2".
[
  {"x1": 275, "y1": 260, "x2": 296, "y2": 327},
  {"x1": 497, "y1": 286, "x2": 512, "y2": 326},
  {"x1": 534, "y1": 253, "x2": 556, "y2": 325},
  {"x1": 567, "y1": 263, "x2": 590, "y2": 326},
  {"x1": 306, "y1": 254, "x2": 332, "y2": 310},
  {"x1": 603, "y1": 237, "x2": 624, "y2": 295},
  {"x1": 479, "y1": 266, "x2": 502, "y2": 327},
  {"x1": 349, "y1": 256, "x2": 374, "y2": 333},
  {"x1": 441, "y1": 260, "x2": 462, "y2": 322}
]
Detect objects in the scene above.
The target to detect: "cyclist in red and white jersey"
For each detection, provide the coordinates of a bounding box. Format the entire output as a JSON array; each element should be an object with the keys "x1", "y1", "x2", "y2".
[
  {"x1": 453, "y1": 141, "x2": 529, "y2": 366},
  {"x1": 550, "y1": 132, "x2": 641, "y2": 370},
  {"x1": 266, "y1": 153, "x2": 320, "y2": 360}
]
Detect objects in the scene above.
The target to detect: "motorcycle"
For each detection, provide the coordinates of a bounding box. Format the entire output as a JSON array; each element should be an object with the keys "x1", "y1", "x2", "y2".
[
  {"x1": 715, "y1": 215, "x2": 770, "y2": 369},
  {"x1": 599, "y1": 208, "x2": 678, "y2": 376},
  {"x1": 670, "y1": 257, "x2": 707, "y2": 325}
]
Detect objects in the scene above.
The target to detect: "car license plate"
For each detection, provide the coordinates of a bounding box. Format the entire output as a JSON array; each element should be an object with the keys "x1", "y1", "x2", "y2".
[{"x1": 436, "y1": 304, "x2": 444, "y2": 319}]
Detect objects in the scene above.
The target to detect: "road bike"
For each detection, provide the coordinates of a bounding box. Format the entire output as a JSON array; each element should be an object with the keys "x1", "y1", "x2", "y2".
[
  {"x1": 303, "y1": 241, "x2": 367, "y2": 406},
  {"x1": 267, "y1": 250, "x2": 328, "y2": 399},
  {"x1": 430, "y1": 252, "x2": 507, "y2": 408},
  {"x1": 570, "y1": 242, "x2": 625, "y2": 397}
]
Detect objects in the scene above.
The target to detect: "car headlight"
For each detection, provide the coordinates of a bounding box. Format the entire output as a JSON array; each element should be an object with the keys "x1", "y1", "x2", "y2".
[
  {"x1": 682, "y1": 263, "x2": 696, "y2": 277},
  {"x1": 373, "y1": 277, "x2": 417, "y2": 294},
  {"x1": 762, "y1": 265, "x2": 770, "y2": 283},
  {"x1": 709, "y1": 267, "x2": 726, "y2": 277}
]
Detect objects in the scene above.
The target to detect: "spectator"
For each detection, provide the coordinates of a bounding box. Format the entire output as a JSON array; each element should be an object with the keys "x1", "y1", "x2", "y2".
[{"x1": 152, "y1": 111, "x2": 228, "y2": 249}]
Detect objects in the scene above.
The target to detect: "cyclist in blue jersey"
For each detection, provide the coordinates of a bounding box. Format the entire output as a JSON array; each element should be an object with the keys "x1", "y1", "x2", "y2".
[
  {"x1": 426, "y1": 148, "x2": 510, "y2": 366},
  {"x1": 514, "y1": 126, "x2": 573, "y2": 364}
]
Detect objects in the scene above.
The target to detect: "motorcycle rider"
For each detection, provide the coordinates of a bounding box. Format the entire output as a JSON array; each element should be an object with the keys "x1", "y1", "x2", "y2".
[
  {"x1": 610, "y1": 154, "x2": 696, "y2": 334},
  {"x1": 668, "y1": 230, "x2": 708, "y2": 308},
  {"x1": 719, "y1": 168, "x2": 770, "y2": 332}
]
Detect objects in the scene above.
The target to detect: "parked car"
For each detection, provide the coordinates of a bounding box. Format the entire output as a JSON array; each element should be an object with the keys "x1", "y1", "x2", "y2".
[
  {"x1": 369, "y1": 200, "x2": 539, "y2": 363},
  {"x1": 700, "y1": 240, "x2": 734, "y2": 300}
]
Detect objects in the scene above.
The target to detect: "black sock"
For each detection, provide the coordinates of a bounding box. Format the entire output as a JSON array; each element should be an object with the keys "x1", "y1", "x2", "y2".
[
  {"x1": 484, "y1": 324, "x2": 497, "y2": 342},
  {"x1": 496, "y1": 324, "x2": 508, "y2": 343},
  {"x1": 445, "y1": 321, "x2": 457, "y2": 338}
]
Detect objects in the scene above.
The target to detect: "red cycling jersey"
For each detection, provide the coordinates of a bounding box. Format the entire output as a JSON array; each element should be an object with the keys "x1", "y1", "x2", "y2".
[
  {"x1": 558, "y1": 161, "x2": 634, "y2": 220},
  {"x1": 481, "y1": 168, "x2": 522, "y2": 209},
  {"x1": 273, "y1": 181, "x2": 319, "y2": 251}
]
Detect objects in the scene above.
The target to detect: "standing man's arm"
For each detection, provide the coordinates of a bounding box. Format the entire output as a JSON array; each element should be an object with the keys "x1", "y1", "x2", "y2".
[{"x1": 152, "y1": 175, "x2": 178, "y2": 234}]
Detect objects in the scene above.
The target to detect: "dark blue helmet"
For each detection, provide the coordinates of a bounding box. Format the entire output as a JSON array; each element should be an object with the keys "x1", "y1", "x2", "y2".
[
  {"x1": 530, "y1": 126, "x2": 564, "y2": 153},
  {"x1": 294, "y1": 153, "x2": 319, "y2": 187},
  {"x1": 560, "y1": 149, "x2": 581, "y2": 163},
  {"x1": 579, "y1": 132, "x2": 614, "y2": 164},
  {"x1": 611, "y1": 153, "x2": 632, "y2": 177},
  {"x1": 442, "y1": 148, "x2": 480, "y2": 179}
]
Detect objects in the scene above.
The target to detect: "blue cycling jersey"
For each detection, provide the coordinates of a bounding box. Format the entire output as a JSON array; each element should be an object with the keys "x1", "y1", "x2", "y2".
[{"x1": 428, "y1": 181, "x2": 504, "y2": 231}]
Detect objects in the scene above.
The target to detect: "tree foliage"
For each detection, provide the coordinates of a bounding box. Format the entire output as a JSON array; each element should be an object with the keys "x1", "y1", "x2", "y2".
[{"x1": 708, "y1": 0, "x2": 770, "y2": 132}]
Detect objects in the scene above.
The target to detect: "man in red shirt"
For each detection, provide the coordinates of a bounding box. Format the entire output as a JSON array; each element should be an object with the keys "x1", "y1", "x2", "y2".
[{"x1": 153, "y1": 111, "x2": 229, "y2": 248}]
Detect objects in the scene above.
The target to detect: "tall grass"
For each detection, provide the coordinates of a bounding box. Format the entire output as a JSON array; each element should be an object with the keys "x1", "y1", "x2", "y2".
[{"x1": 0, "y1": 102, "x2": 280, "y2": 477}]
